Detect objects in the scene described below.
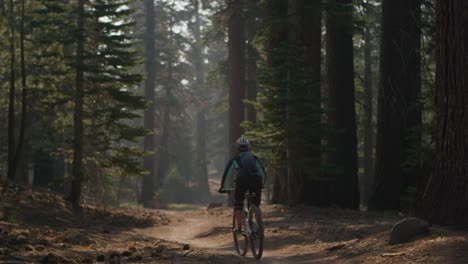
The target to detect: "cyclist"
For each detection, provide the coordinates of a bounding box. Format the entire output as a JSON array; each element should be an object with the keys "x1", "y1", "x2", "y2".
[{"x1": 219, "y1": 137, "x2": 266, "y2": 235}]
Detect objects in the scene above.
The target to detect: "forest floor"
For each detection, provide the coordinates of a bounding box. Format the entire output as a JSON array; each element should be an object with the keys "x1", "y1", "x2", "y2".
[{"x1": 1, "y1": 180, "x2": 468, "y2": 264}]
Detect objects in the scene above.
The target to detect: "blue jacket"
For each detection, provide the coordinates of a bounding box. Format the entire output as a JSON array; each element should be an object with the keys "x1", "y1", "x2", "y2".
[{"x1": 218, "y1": 151, "x2": 267, "y2": 193}]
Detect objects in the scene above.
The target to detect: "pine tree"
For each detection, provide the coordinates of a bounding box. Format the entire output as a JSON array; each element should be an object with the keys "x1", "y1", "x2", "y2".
[
  {"x1": 28, "y1": 0, "x2": 74, "y2": 190},
  {"x1": 285, "y1": 0, "x2": 322, "y2": 205},
  {"x1": 353, "y1": 0, "x2": 380, "y2": 207},
  {"x1": 13, "y1": 0, "x2": 28, "y2": 184},
  {"x1": 422, "y1": 0, "x2": 467, "y2": 225},
  {"x1": 250, "y1": 0, "x2": 289, "y2": 203},
  {"x1": 140, "y1": 0, "x2": 157, "y2": 206},
  {"x1": 227, "y1": 0, "x2": 245, "y2": 155},
  {"x1": 7, "y1": 0, "x2": 16, "y2": 181},
  {"x1": 193, "y1": 0, "x2": 209, "y2": 197},
  {"x1": 245, "y1": 0, "x2": 258, "y2": 124},
  {"x1": 68, "y1": 0, "x2": 85, "y2": 207},
  {"x1": 68, "y1": 0, "x2": 147, "y2": 206},
  {"x1": 370, "y1": 0, "x2": 421, "y2": 210},
  {"x1": 325, "y1": 0, "x2": 359, "y2": 209}
]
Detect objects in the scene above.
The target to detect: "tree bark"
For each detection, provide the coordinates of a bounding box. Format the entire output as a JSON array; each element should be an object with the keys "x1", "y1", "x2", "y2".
[
  {"x1": 245, "y1": 0, "x2": 258, "y2": 124},
  {"x1": 13, "y1": 0, "x2": 27, "y2": 183},
  {"x1": 33, "y1": 152, "x2": 55, "y2": 188},
  {"x1": 325, "y1": 0, "x2": 359, "y2": 209},
  {"x1": 156, "y1": 108, "x2": 170, "y2": 188},
  {"x1": 68, "y1": 0, "x2": 85, "y2": 207},
  {"x1": 7, "y1": 0, "x2": 16, "y2": 181},
  {"x1": 421, "y1": 0, "x2": 467, "y2": 225},
  {"x1": 195, "y1": 110, "x2": 208, "y2": 194},
  {"x1": 286, "y1": 0, "x2": 322, "y2": 205},
  {"x1": 193, "y1": 0, "x2": 209, "y2": 196},
  {"x1": 227, "y1": 0, "x2": 245, "y2": 156},
  {"x1": 140, "y1": 0, "x2": 157, "y2": 206},
  {"x1": 301, "y1": 0, "x2": 322, "y2": 205},
  {"x1": 265, "y1": 0, "x2": 288, "y2": 204},
  {"x1": 286, "y1": 0, "x2": 302, "y2": 205},
  {"x1": 370, "y1": 0, "x2": 421, "y2": 210},
  {"x1": 155, "y1": 14, "x2": 176, "y2": 192},
  {"x1": 362, "y1": 22, "x2": 374, "y2": 206},
  {"x1": 116, "y1": 174, "x2": 126, "y2": 203}
]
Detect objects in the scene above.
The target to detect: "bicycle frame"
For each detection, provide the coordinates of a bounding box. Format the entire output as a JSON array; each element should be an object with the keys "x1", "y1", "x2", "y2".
[
  {"x1": 243, "y1": 196, "x2": 252, "y2": 236},
  {"x1": 232, "y1": 191, "x2": 263, "y2": 259}
]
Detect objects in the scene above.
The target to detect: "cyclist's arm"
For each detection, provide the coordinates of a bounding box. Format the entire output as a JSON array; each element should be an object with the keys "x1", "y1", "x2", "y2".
[{"x1": 219, "y1": 158, "x2": 235, "y2": 193}]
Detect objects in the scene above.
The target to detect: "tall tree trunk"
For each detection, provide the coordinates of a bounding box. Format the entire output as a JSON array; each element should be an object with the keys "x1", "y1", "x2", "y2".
[
  {"x1": 422, "y1": 0, "x2": 467, "y2": 225},
  {"x1": 227, "y1": 0, "x2": 245, "y2": 156},
  {"x1": 195, "y1": 110, "x2": 208, "y2": 193},
  {"x1": 140, "y1": 0, "x2": 157, "y2": 206},
  {"x1": 266, "y1": 0, "x2": 288, "y2": 204},
  {"x1": 370, "y1": 0, "x2": 421, "y2": 210},
  {"x1": 362, "y1": 23, "x2": 374, "y2": 206},
  {"x1": 286, "y1": 0, "x2": 303, "y2": 205},
  {"x1": 193, "y1": 0, "x2": 209, "y2": 196},
  {"x1": 245, "y1": 0, "x2": 257, "y2": 124},
  {"x1": 156, "y1": 108, "x2": 170, "y2": 188},
  {"x1": 116, "y1": 174, "x2": 126, "y2": 203},
  {"x1": 300, "y1": 0, "x2": 322, "y2": 205},
  {"x1": 7, "y1": 0, "x2": 16, "y2": 181},
  {"x1": 68, "y1": 0, "x2": 85, "y2": 207},
  {"x1": 13, "y1": 0, "x2": 27, "y2": 183},
  {"x1": 155, "y1": 15, "x2": 175, "y2": 191},
  {"x1": 286, "y1": 0, "x2": 322, "y2": 205},
  {"x1": 60, "y1": 26, "x2": 74, "y2": 195},
  {"x1": 32, "y1": 151, "x2": 53, "y2": 187},
  {"x1": 325, "y1": 0, "x2": 359, "y2": 209}
]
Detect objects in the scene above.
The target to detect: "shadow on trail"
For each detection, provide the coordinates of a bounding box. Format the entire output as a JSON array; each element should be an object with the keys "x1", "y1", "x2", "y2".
[
  {"x1": 195, "y1": 226, "x2": 230, "y2": 239},
  {"x1": 261, "y1": 252, "x2": 334, "y2": 264}
]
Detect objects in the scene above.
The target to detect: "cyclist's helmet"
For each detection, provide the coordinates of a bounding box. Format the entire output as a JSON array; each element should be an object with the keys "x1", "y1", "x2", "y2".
[{"x1": 236, "y1": 137, "x2": 250, "y2": 151}]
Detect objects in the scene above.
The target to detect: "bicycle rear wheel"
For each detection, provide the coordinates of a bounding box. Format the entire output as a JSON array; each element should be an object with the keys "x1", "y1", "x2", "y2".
[
  {"x1": 249, "y1": 208, "x2": 264, "y2": 259},
  {"x1": 232, "y1": 211, "x2": 248, "y2": 256}
]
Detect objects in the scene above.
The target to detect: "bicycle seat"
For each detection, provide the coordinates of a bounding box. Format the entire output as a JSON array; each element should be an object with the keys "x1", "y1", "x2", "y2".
[{"x1": 245, "y1": 192, "x2": 256, "y2": 199}]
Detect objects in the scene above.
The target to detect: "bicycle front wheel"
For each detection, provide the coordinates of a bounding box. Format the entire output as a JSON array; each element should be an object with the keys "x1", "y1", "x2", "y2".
[
  {"x1": 249, "y1": 208, "x2": 264, "y2": 259},
  {"x1": 232, "y1": 211, "x2": 248, "y2": 256}
]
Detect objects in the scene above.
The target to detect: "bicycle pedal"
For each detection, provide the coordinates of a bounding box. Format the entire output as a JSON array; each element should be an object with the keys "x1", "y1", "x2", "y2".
[{"x1": 232, "y1": 228, "x2": 243, "y2": 234}]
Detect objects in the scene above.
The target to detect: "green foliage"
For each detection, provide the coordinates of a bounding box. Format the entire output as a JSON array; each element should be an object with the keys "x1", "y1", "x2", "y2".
[
  {"x1": 77, "y1": 1, "x2": 148, "y2": 201},
  {"x1": 243, "y1": 2, "x2": 325, "y2": 205},
  {"x1": 158, "y1": 166, "x2": 194, "y2": 204},
  {"x1": 7, "y1": 214, "x2": 17, "y2": 223},
  {"x1": 0, "y1": 0, "x2": 148, "y2": 205}
]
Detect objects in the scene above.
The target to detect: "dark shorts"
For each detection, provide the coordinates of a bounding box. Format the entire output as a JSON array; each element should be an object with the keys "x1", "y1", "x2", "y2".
[{"x1": 234, "y1": 170, "x2": 262, "y2": 209}]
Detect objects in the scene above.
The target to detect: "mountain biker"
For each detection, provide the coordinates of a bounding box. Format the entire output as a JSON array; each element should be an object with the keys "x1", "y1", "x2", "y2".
[{"x1": 219, "y1": 137, "x2": 266, "y2": 235}]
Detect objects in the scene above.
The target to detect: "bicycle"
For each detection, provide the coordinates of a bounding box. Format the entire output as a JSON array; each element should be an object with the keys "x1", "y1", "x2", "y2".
[{"x1": 232, "y1": 191, "x2": 264, "y2": 259}]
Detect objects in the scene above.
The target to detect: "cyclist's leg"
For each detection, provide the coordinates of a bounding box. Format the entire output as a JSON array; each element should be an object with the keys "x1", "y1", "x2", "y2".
[
  {"x1": 234, "y1": 177, "x2": 247, "y2": 230},
  {"x1": 251, "y1": 182, "x2": 264, "y2": 235}
]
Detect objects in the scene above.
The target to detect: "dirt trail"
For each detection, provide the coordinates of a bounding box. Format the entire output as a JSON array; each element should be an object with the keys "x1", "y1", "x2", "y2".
[
  {"x1": 146, "y1": 205, "x2": 468, "y2": 264},
  {"x1": 1, "y1": 180, "x2": 467, "y2": 263},
  {"x1": 150, "y1": 210, "x2": 229, "y2": 249},
  {"x1": 148, "y1": 206, "x2": 363, "y2": 264}
]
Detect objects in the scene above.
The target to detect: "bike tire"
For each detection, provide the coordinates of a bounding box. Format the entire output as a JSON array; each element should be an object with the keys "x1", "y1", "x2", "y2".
[
  {"x1": 249, "y1": 209, "x2": 264, "y2": 259},
  {"x1": 232, "y1": 211, "x2": 248, "y2": 256}
]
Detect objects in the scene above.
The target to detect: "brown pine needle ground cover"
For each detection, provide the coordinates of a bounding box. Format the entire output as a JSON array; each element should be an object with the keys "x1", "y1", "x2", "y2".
[
  {"x1": 0, "y1": 181, "x2": 235, "y2": 263},
  {"x1": 0, "y1": 180, "x2": 467, "y2": 263}
]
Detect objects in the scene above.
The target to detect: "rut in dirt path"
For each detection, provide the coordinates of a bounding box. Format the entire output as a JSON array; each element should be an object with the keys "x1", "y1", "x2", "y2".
[
  {"x1": 143, "y1": 205, "x2": 462, "y2": 264},
  {"x1": 149, "y1": 209, "x2": 235, "y2": 252},
  {"x1": 145, "y1": 207, "x2": 331, "y2": 264}
]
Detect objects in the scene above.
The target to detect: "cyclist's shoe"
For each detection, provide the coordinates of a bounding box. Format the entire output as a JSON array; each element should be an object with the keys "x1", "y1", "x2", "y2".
[{"x1": 232, "y1": 227, "x2": 243, "y2": 235}]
